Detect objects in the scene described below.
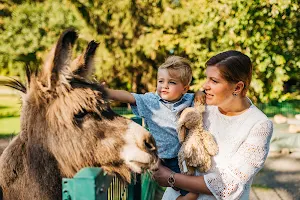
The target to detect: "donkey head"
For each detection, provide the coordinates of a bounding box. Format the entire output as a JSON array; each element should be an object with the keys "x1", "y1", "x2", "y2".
[{"x1": 7, "y1": 29, "x2": 158, "y2": 182}]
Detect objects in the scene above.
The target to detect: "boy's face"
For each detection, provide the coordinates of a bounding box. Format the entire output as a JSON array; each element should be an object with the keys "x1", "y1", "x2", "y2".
[{"x1": 157, "y1": 69, "x2": 189, "y2": 102}]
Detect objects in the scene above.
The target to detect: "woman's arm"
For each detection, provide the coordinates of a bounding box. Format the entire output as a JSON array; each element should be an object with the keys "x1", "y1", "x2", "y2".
[
  {"x1": 153, "y1": 161, "x2": 212, "y2": 195},
  {"x1": 174, "y1": 173, "x2": 211, "y2": 194},
  {"x1": 177, "y1": 192, "x2": 199, "y2": 200}
]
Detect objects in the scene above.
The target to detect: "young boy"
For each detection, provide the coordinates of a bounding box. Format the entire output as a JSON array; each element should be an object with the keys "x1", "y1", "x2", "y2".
[{"x1": 104, "y1": 56, "x2": 194, "y2": 195}]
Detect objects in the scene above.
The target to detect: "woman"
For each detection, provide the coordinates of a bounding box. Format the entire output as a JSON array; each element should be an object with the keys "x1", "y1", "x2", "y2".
[{"x1": 153, "y1": 50, "x2": 273, "y2": 200}]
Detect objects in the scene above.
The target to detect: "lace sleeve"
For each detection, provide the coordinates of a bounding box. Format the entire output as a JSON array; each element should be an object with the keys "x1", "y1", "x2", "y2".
[{"x1": 204, "y1": 120, "x2": 273, "y2": 200}]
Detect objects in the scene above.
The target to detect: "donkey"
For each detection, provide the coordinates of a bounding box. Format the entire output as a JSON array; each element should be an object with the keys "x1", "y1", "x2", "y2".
[{"x1": 0, "y1": 29, "x2": 158, "y2": 200}]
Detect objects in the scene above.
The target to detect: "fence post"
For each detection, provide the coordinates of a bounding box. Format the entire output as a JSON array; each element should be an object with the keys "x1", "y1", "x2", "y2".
[
  {"x1": 131, "y1": 116, "x2": 142, "y2": 126},
  {"x1": 62, "y1": 167, "x2": 113, "y2": 200}
]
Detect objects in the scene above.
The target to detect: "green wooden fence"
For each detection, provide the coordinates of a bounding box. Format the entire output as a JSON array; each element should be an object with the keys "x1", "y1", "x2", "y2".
[
  {"x1": 255, "y1": 100, "x2": 300, "y2": 117},
  {"x1": 62, "y1": 167, "x2": 112, "y2": 200}
]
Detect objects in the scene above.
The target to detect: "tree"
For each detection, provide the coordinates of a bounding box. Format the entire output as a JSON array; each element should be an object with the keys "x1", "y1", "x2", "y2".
[
  {"x1": 1, "y1": 0, "x2": 299, "y2": 102},
  {"x1": 0, "y1": 0, "x2": 86, "y2": 79}
]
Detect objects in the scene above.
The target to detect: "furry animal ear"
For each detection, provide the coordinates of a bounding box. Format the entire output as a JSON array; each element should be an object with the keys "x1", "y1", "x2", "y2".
[
  {"x1": 177, "y1": 123, "x2": 187, "y2": 144},
  {"x1": 71, "y1": 40, "x2": 99, "y2": 79},
  {"x1": 41, "y1": 28, "x2": 78, "y2": 89},
  {"x1": 177, "y1": 107, "x2": 201, "y2": 143},
  {"x1": 178, "y1": 108, "x2": 201, "y2": 128},
  {"x1": 194, "y1": 90, "x2": 206, "y2": 105}
]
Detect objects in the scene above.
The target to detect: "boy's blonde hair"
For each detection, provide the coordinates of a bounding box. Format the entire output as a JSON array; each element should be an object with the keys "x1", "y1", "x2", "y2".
[{"x1": 158, "y1": 56, "x2": 193, "y2": 86}]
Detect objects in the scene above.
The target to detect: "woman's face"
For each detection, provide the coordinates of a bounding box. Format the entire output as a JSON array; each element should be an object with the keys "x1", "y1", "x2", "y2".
[{"x1": 203, "y1": 65, "x2": 237, "y2": 107}]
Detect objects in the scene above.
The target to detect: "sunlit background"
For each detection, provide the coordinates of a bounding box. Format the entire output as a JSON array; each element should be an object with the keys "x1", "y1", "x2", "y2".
[{"x1": 0, "y1": 1, "x2": 299, "y2": 198}]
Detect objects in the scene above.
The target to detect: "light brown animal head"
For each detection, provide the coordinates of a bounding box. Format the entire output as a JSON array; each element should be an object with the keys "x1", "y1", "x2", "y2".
[
  {"x1": 177, "y1": 100, "x2": 218, "y2": 175},
  {"x1": 177, "y1": 100, "x2": 205, "y2": 143},
  {"x1": 177, "y1": 107, "x2": 202, "y2": 143},
  {"x1": 2, "y1": 29, "x2": 158, "y2": 183}
]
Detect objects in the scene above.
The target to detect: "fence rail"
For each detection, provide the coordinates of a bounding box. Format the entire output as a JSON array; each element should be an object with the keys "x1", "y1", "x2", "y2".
[{"x1": 256, "y1": 100, "x2": 300, "y2": 117}]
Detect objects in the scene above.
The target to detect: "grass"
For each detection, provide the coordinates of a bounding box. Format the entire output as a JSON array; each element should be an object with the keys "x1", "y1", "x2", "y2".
[
  {"x1": 0, "y1": 117, "x2": 20, "y2": 132},
  {"x1": 251, "y1": 184, "x2": 271, "y2": 190},
  {"x1": 0, "y1": 94, "x2": 21, "y2": 118},
  {"x1": 0, "y1": 94, "x2": 21, "y2": 136},
  {"x1": 123, "y1": 114, "x2": 135, "y2": 119},
  {"x1": 0, "y1": 117, "x2": 20, "y2": 138}
]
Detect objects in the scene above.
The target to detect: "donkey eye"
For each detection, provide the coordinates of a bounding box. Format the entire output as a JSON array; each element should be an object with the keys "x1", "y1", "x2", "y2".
[{"x1": 74, "y1": 109, "x2": 88, "y2": 121}]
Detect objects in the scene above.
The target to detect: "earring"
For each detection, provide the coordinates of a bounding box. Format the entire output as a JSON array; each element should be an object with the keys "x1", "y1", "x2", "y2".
[{"x1": 232, "y1": 92, "x2": 238, "y2": 96}]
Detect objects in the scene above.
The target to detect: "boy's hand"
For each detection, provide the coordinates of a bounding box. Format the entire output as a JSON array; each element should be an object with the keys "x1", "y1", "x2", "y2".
[
  {"x1": 194, "y1": 90, "x2": 206, "y2": 105},
  {"x1": 176, "y1": 192, "x2": 199, "y2": 200},
  {"x1": 100, "y1": 81, "x2": 108, "y2": 91}
]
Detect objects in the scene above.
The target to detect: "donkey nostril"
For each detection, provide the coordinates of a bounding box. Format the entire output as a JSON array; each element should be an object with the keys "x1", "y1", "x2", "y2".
[
  {"x1": 144, "y1": 141, "x2": 155, "y2": 152},
  {"x1": 144, "y1": 141, "x2": 152, "y2": 149}
]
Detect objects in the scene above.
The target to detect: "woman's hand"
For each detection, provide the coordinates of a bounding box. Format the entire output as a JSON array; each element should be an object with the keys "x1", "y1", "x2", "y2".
[
  {"x1": 176, "y1": 193, "x2": 199, "y2": 200},
  {"x1": 152, "y1": 160, "x2": 173, "y2": 187}
]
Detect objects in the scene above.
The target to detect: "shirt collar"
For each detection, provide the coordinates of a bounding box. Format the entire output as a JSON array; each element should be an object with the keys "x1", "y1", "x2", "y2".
[{"x1": 155, "y1": 91, "x2": 187, "y2": 105}]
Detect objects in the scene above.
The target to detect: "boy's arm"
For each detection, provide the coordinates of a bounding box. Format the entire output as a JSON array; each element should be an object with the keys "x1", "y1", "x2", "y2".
[
  {"x1": 176, "y1": 193, "x2": 199, "y2": 200},
  {"x1": 104, "y1": 87, "x2": 136, "y2": 105}
]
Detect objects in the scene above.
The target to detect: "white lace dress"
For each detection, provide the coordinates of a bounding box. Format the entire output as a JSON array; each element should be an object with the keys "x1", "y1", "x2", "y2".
[{"x1": 162, "y1": 103, "x2": 273, "y2": 200}]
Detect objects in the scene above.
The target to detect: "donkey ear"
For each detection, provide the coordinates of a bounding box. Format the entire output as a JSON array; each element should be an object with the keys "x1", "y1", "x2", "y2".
[
  {"x1": 71, "y1": 40, "x2": 99, "y2": 79},
  {"x1": 42, "y1": 29, "x2": 78, "y2": 88}
]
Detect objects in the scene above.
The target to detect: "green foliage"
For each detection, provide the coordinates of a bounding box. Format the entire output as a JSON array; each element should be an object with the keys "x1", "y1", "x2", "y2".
[
  {"x1": 0, "y1": 0, "x2": 299, "y2": 102},
  {"x1": 236, "y1": 0, "x2": 300, "y2": 102},
  {"x1": 66, "y1": 0, "x2": 300, "y2": 102},
  {"x1": 0, "y1": 1, "x2": 86, "y2": 79},
  {"x1": 0, "y1": 94, "x2": 21, "y2": 135}
]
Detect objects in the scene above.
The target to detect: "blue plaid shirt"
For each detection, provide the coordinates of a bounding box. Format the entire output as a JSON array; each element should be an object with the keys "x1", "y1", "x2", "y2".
[{"x1": 131, "y1": 92, "x2": 194, "y2": 159}]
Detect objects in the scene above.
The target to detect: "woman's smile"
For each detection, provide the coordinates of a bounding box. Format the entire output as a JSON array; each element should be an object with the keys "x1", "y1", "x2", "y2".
[{"x1": 205, "y1": 93, "x2": 213, "y2": 97}]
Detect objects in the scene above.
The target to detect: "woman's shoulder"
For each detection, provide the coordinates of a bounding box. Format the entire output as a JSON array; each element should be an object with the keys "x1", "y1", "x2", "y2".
[
  {"x1": 204, "y1": 104, "x2": 272, "y2": 126},
  {"x1": 249, "y1": 104, "x2": 270, "y2": 121},
  {"x1": 246, "y1": 105, "x2": 273, "y2": 136}
]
